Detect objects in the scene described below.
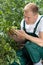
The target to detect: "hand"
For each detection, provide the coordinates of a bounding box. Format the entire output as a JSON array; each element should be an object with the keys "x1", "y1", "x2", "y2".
[
  {"x1": 8, "y1": 29, "x2": 26, "y2": 42},
  {"x1": 8, "y1": 28, "x2": 26, "y2": 38},
  {"x1": 14, "y1": 30, "x2": 26, "y2": 39}
]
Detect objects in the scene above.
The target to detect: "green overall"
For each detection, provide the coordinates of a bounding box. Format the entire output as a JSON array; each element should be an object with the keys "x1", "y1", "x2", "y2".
[
  {"x1": 11, "y1": 16, "x2": 43, "y2": 65},
  {"x1": 23, "y1": 16, "x2": 43, "y2": 63}
]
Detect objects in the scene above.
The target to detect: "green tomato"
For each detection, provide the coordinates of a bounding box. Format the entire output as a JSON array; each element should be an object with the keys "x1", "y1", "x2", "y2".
[
  {"x1": 6, "y1": 28, "x2": 9, "y2": 31},
  {"x1": 11, "y1": 26, "x2": 15, "y2": 29},
  {"x1": 11, "y1": 26, "x2": 17, "y2": 29}
]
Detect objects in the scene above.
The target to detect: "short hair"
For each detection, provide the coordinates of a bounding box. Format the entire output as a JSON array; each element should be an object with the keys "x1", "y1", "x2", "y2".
[{"x1": 24, "y1": 3, "x2": 39, "y2": 14}]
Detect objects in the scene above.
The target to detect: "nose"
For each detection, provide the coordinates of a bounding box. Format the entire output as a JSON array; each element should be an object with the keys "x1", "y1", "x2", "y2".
[{"x1": 24, "y1": 17, "x2": 28, "y2": 22}]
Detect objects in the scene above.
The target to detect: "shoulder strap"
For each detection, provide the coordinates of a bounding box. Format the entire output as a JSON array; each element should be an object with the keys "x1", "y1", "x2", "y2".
[
  {"x1": 23, "y1": 20, "x2": 25, "y2": 31},
  {"x1": 33, "y1": 16, "x2": 43, "y2": 33},
  {"x1": 23, "y1": 16, "x2": 43, "y2": 33}
]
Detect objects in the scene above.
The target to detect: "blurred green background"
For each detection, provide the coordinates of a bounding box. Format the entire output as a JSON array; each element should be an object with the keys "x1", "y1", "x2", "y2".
[{"x1": 0, "y1": 0, "x2": 43, "y2": 65}]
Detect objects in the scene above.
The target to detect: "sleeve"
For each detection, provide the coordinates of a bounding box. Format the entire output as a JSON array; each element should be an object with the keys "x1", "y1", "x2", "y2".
[
  {"x1": 20, "y1": 19, "x2": 24, "y2": 30},
  {"x1": 39, "y1": 17, "x2": 43, "y2": 32}
]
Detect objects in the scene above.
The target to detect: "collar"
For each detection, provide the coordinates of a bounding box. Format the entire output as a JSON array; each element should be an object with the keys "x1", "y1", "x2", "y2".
[{"x1": 35, "y1": 15, "x2": 41, "y2": 24}]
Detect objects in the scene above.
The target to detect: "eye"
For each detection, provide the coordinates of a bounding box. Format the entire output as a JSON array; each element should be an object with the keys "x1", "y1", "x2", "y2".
[
  {"x1": 27, "y1": 17, "x2": 30, "y2": 19},
  {"x1": 23, "y1": 15, "x2": 31, "y2": 19},
  {"x1": 28, "y1": 17, "x2": 30, "y2": 19}
]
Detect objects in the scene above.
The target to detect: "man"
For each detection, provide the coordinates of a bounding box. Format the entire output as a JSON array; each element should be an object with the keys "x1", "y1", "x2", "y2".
[{"x1": 9, "y1": 3, "x2": 43, "y2": 65}]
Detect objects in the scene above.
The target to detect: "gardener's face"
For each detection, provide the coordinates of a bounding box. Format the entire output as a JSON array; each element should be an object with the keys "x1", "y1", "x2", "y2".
[{"x1": 24, "y1": 11, "x2": 35, "y2": 24}]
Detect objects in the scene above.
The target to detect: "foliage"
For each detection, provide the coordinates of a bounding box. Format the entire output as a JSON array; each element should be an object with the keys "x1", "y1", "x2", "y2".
[{"x1": 0, "y1": 0, "x2": 43, "y2": 65}]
